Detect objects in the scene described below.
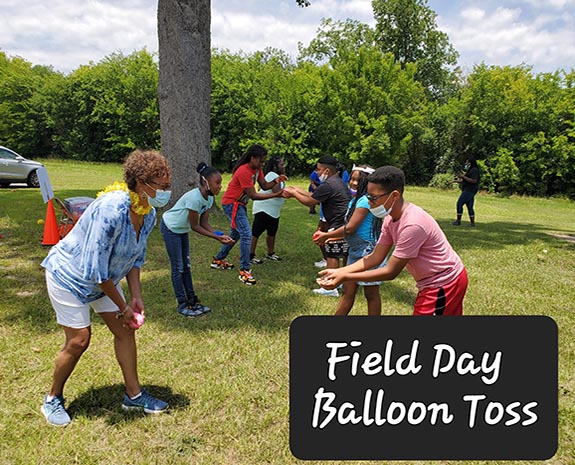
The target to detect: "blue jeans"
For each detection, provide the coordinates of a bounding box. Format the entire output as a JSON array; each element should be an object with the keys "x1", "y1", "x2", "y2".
[
  {"x1": 160, "y1": 219, "x2": 196, "y2": 307},
  {"x1": 456, "y1": 190, "x2": 476, "y2": 217},
  {"x1": 216, "y1": 203, "x2": 251, "y2": 270}
]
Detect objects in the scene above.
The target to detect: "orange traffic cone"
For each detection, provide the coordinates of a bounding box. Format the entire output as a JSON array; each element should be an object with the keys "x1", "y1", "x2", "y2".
[{"x1": 42, "y1": 199, "x2": 60, "y2": 246}]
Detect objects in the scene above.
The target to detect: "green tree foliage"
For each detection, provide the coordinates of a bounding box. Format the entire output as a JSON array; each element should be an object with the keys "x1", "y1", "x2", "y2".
[
  {"x1": 371, "y1": 0, "x2": 460, "y2": 100},
  {"x1": 52, "y1": 50, "x2": 160, "y2": 162},
  {"x1": 0, "y1": 52, "x2": 64, "y2": 156},
  {"x1": 298, "y1": 18, "x2": 376, "y2": 63},
  {"x1": 1, "y1": 1, "x2": 573, "y2": 198},
  {"x1": 211, "y1": 48, "x2": 321, "y2": 174},
  {"x1": 298, "y1": 19, "x2": 433, "y2": 183},
  {"x1": 308, "y1": 46, "x2": 429, "y2": 177},
  {"x1": 458, "y1": 65, "x2": 575, "y2": 197}
]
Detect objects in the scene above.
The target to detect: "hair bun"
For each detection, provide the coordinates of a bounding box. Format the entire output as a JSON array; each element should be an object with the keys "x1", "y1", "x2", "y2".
[{"x1": 196, "y1": 162, "x2": 207, "y2": 174}]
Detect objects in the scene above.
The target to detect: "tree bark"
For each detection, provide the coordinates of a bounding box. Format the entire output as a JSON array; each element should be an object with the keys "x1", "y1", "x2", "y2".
[{"x1": 158, "y1": 0, "x2": 211, "y2": 206}]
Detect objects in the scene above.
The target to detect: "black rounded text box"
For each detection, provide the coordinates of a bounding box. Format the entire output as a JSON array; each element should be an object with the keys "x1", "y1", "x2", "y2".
[{"x1": 289, "y1": 316, "x2": 557, "y2": 461}]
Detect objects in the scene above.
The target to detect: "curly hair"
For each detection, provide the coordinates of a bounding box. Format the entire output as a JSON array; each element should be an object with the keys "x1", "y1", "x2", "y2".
[{"x1": 123, "y1": 149, "x2": 171, "y2": 191}]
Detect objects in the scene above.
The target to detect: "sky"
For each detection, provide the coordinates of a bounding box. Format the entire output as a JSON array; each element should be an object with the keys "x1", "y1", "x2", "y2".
[{"x1": 1, "y1": 0, "x2": 574, "y2": 75}]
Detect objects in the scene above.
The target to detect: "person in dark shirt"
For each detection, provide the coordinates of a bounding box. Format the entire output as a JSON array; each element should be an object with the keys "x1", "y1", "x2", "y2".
[
  {"x1": 283, "y1": 155, "x2": 351, "y2": 296},
  {"x1": 452, "y1": 158, "x2": 480, "y2": 227}
]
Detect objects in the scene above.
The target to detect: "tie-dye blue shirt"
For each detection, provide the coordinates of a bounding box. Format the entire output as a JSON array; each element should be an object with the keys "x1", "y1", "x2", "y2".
[{"x1": 42, "y1": 190, "x2": 156, "y2": 303}]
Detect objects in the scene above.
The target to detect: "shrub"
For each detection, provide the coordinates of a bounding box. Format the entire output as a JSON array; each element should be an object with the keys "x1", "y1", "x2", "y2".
[{"x1": 428, "y1": 172, "x2": 457, "y2": 190}]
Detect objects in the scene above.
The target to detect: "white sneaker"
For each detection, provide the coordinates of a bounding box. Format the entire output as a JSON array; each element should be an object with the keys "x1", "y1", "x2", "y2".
[
  {"x1": 313, "y1": 288, "x2": 339, "y2": 297},
  {"x1": 314, "y1": 259, "x2": 327, "y2": 268}
]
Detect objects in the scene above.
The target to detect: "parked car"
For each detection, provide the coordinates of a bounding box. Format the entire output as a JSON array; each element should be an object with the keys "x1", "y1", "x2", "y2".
[{"x1": 0, "y1": 146, "x2": 44, "y2": 187}]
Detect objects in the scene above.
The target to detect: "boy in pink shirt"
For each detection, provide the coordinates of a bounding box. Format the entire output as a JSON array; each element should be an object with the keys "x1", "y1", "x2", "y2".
[{"x1": 318, "y1": 166, "x2": 467, "y2": 315}]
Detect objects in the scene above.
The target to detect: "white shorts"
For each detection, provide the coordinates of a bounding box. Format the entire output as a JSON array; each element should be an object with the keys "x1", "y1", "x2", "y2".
[{"x1": 45, "y1": 270, "x2": 124, "y2": 329}]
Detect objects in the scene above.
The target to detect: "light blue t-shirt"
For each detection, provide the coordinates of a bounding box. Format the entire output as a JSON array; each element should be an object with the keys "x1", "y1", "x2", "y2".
[
  {"x1": 348, "y1": 194, "x2": 376, "y2": 243},
  {"x1": 42, "y1": 190, "x2": 155, "y2": 304},
  {"x1": 162, "y1": 188, "x2": 214, "y2": 234},
  {"x1": 252, "y1": 171, "x2": 285, "y2": 219}
]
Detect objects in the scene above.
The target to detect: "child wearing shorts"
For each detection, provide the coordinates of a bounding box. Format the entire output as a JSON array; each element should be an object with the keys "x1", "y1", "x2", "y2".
[{"x1": 314, "y1": 165, "x2": 385, "y2": 315}]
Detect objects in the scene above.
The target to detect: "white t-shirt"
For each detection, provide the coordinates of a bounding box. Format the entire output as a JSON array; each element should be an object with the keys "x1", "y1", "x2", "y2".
[
  {"x1": 252, "y1": 171, "x2": 285, "y2": 219},
  {"x1": 162, "y1": 188, "x2": 214, "y2": 234}
]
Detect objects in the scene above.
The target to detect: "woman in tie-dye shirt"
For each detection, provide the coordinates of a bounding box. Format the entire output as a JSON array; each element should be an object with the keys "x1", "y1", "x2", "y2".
[{"x1": 40, "y1": 149, "x2": 171, "y2": 427}]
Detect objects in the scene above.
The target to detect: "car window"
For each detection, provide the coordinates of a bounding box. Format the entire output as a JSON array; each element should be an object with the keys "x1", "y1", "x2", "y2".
[{"x1": 0, "y1": 148, "x2": 18, "y2": 160}]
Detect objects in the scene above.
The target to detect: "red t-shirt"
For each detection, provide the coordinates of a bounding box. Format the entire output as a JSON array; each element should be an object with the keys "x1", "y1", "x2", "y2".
[{"x1": 222, "y1": 164, "x2": 265, "y2": 205}]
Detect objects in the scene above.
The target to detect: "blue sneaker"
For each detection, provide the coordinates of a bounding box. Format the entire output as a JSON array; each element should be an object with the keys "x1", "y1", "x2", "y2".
[
  {"x1": 178, "y1": 305, "x2": 204, "y2": 317},
  {"x1": 190, "y1": 302, "x2": 211, "y2": 315},
  {"x1": 41, "y1": 395, "x2": 71, "y2": 426},
  {"x1": 122, "y1": 388, "x2": 168, "y2": 414}
]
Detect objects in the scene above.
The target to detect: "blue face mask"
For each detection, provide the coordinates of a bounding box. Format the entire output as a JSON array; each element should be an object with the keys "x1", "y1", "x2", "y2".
[{"x1": 147, "y1": 188, "x2": 171, "y2": 208}]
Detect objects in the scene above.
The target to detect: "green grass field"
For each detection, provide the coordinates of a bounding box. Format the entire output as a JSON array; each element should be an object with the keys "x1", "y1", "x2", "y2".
[{"x1": 1, "y1": 159, "x2": 574, "y2": 465}]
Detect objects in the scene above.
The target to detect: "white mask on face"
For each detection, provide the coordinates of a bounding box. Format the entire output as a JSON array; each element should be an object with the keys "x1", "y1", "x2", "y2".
[
  {"x1": 319, "y1": 170, "x2": 329, "y2": 183},
  {"x1": 369, "y1": 194, "x2": 395, "y2": 219}
]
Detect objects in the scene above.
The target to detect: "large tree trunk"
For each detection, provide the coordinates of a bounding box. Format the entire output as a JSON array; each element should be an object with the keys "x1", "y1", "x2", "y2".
[{"x1": 158, "y1": 0, "x2": 211, "y2": 206}]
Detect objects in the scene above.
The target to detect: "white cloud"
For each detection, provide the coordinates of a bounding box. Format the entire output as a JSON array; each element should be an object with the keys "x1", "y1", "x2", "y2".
[
  {"x1": 1, "y1": 0, "x2": 157, "y2": 71},
  {"x1": 460, "y1": 7, "x2": 486, "y2": 21},
  {"x1": 522, "y1": 0, "x2": 575, "y2": 8},
  {"x1": 0, "y1": 0, "x2": 572, "y2": 74},
  {"x1": 439, "y1": 4, "x2": 574, "y2": 73},
  {"x1": 211, "y1": 0, "x2": 374, "y2": 57},
  {"x1": 211, "y1": 9, "x2": 317, "y2": 57}
]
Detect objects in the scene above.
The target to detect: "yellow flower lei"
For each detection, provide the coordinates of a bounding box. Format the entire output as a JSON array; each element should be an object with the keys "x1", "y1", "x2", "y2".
[{"x1": 97, "y1": 181, "x2": 152, "y2": 216}]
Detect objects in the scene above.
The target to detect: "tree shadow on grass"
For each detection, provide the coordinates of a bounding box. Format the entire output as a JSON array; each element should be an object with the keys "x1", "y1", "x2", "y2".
[
  {"x1": 67, "y1": 383, "x2": 189, "y2": 426},
  {"x1": 437, "y1": 219, "x2": 574, "y2": 252}
]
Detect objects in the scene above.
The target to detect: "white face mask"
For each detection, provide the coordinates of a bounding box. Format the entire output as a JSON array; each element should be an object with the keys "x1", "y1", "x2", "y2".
[
  {"x1": 369, "y1": 195, "x2": 395, "y2": 219},
  {"x1": 319, "y1": 170, "x2": 329, "y2": 183}
]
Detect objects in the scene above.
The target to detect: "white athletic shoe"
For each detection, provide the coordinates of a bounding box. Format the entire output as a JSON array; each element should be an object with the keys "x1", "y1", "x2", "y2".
[
  {"x1": 313, "y1": 288, "x2": 339, "y2": 297},
  {"x1": 314, "y1": 259, "x2": 327, "y2": 268}
]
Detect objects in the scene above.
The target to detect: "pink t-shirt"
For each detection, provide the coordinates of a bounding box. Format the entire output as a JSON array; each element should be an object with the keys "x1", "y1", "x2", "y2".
[{"x1": 377, "y1": 203, "x2": 464, "y2": 290}]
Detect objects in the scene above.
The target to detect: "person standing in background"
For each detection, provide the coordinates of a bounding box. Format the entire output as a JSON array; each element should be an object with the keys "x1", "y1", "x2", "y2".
[{"x1": 452, "y1": 158, "x2": 480, "y2": 227}]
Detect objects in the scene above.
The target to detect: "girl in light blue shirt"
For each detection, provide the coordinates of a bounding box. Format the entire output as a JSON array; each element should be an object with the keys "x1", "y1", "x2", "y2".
[{"x1": 160, "y1": 163, "x2": 233, "y2": 317}]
